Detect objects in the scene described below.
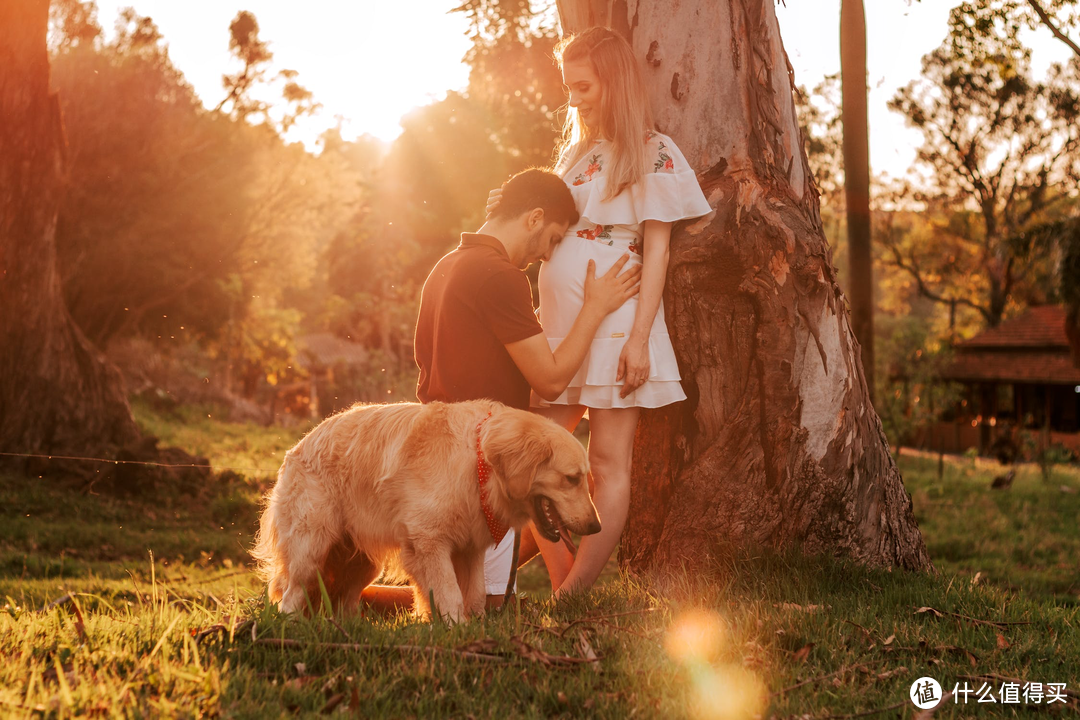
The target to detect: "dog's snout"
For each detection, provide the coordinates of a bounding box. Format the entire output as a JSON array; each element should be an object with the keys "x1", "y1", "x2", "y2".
[{"x1": 584, "y1": 518, "x2": 601, "y2": 535}]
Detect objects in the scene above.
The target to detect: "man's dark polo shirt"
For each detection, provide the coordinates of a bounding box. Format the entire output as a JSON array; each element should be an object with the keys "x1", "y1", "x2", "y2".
[{"x1": 415, "y1": 233, "x2": 543, "y2": 410}]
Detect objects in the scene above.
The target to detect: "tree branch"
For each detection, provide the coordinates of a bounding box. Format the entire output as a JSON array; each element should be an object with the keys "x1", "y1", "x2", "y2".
[
  {"x1": 1025, "y1": 0, "x2": 1080, "y2": 57},
  {"x1": 879, "y1": 238, "x2": 992, "y2": 324}
]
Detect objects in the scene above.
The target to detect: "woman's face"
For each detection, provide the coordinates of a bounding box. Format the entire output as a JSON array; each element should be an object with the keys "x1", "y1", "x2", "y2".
[{"x1": 562, "y1": 58, "x2": 603, "y2": 129}]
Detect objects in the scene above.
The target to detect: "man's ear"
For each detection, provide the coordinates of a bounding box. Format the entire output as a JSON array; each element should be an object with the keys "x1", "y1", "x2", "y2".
[
  {"x1": 485, "y1": 413, "x2": 552, "y2": 501},
  {"x1": 525, "y1": 207, "x2": 545, "y2": 231}
]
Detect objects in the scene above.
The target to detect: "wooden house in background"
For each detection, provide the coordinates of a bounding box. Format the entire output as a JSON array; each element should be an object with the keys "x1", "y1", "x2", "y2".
[
  {"x1": 927, "y1": 305, "x2": 1080, "y2": 456},
  {"x1": 296, "y1": 332, "x2": 370, "y2": 419}
]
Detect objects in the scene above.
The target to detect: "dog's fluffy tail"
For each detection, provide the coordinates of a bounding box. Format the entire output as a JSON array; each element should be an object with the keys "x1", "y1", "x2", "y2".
[{"x1": 251, "y1": 461, "x2": 290, "y2": 603}]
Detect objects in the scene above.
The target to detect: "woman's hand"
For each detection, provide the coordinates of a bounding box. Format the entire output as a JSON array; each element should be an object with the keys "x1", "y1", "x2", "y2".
[
  {"x1": 617, "y1": 335, "x2": 650, "y2": 398},
  {"x1": 485, "y1": 184, "x2": 505, "y2": 218}
]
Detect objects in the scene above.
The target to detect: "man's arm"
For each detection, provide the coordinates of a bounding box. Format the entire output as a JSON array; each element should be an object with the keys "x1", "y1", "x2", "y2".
[{"x1": 506, "y1": 256, "x2": 640, "y2": 401}]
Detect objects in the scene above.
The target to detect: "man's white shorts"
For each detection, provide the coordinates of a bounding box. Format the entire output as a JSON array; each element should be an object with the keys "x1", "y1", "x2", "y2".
[{"x1": 483, "y1": 529, "x2": 517, "y2": 595}]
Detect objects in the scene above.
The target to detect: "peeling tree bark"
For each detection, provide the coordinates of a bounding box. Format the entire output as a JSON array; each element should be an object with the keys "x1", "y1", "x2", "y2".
[
  {"x1": 556, "y1": 0, "x2": 933, "y2": 572},
  {"x1": 0, "y1": 0, "x2": 142, "y2": 476}
]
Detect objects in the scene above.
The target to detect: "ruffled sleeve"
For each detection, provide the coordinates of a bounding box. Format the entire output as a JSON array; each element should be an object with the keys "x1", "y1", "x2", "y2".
[{"x1": 569, "y1": 132, "x2": 712, "y2": 226}]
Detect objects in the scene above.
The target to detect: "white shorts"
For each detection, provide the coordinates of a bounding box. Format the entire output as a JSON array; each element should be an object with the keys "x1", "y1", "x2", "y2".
[{"x1": 483, "y1": 529, "x2": 517, "y2": 595}]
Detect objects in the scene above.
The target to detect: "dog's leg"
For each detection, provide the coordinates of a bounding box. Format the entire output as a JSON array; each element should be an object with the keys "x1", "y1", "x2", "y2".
[
  {"x1": 271, "y1": 461, "x2": 341, "y2": 614},
  {"x1": 454, "y1": 549, "x2": 487, "y2": 618},
  {"x1": 324, "y1": 541, "x2": 381, "y2": 614},
  {"x1": 402, "y1": 540, "x2": 465, "y2": 623}
]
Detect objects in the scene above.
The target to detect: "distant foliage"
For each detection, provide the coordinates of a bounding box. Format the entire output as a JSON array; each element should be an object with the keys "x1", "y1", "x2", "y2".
[
  {"x1": 796, "y1": 75, "x2": 844, "y2": 211},
  {"x1": 874, "y1": 315, "x2": 962, "y2": 449},
  {"x1": 887, "y1": 2, "x2": 1080, "y2": 327},
  {"x1": 453, "y1": 0, "x2": 565, "y2": 169},
  {"x1": 48, "y1": 6, "x2": 356, "y2": 403}
]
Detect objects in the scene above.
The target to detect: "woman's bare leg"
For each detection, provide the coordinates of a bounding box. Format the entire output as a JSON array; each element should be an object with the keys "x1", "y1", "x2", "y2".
[
  {"x1": 555, "y1": 406, "x2": 639, "y2": 596},
  {"x1": 529, "y1": 403, "x2": 587, "y2": 590},
  {"x1": 359, "y1": 584, "x2": 414, "y2": 614}
]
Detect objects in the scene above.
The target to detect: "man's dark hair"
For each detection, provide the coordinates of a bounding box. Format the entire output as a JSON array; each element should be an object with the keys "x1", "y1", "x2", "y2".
[{"x1": 490, "y1": 168, "x2": 580, "y2": 227}]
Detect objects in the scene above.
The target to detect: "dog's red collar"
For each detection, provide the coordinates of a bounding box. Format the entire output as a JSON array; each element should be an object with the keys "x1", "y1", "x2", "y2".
[{"x1": 476, "y1": 411, "x2": 508, "y2": 545}]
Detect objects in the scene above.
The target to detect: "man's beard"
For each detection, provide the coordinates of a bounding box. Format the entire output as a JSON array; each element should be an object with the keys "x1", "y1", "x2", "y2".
[{"x1": 521, "y1": 226, "x2": 546, "y2": 268}]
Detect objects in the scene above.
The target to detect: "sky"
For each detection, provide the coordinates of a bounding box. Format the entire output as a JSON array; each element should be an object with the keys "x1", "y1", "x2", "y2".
[{"x1": 93, "y1": 0, "x2": 1075, "y2": 179}]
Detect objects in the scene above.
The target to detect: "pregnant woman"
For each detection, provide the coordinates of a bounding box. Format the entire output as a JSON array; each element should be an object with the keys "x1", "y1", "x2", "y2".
[{"x1": 494, "y1": 27, "x2": 711, "y2": 595}]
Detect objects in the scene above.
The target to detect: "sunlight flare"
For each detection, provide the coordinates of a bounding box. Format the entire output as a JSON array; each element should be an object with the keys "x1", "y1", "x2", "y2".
[{"x1": 665, "y1": 608, "x2": 725, "y2": 663}]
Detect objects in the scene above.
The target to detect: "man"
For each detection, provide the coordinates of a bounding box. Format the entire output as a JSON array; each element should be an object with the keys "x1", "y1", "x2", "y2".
[{"x1": 364, "y1": 168, "x2": 639, "y2": 611}]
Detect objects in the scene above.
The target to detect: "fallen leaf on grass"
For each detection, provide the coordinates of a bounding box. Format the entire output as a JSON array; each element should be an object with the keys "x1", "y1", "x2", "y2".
[
  {"x1": 774, "y1": 603, "x2": 825, "y2": 613},
  {"x1": 792, "y1": 644, "x2": 814, "y2": 663},
  {"x1": 68, "y1": 596, "x2": 88, "y2": 643},
  {"x1": 456, "y1": 639, "x2": 500, "y2": 656},
  {"x1": 319, "y1": 693, "x2": 345, "y2": 714},
  {"x1": 948, "y1": 645, "x2": 979, "y2": 668},
  {"x1": 294, "y1": 662, "x2": 306, "y2": 676},
  {"x1": 995, "y1": 633, "x2": 1010, "y2": 650},
  {"x1": 914, "y1": 606, "x2": 945, "y2": 619},
  {"x1": 509, "y1": 636, "x2": 602, "y2": 667},
  {"x1": 557, "y1": 691, "x2": 569, "y2": 704},
  {"x1": 882, "y1": 635, "x2": 895, "y2": 646},
  {"x1": 876, "y1": 667, "x2": 909, "y2": 681},
  {"x1": 577, "y1": 631, "x2": 600, "y2": 673}
]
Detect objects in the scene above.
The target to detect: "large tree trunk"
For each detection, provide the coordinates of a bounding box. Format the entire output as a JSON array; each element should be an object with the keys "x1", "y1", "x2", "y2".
[
  {"x1": 0, "y1": 0, "x2": 141, "y2": 475},
  {"x1": 841, "y1": 0, "x2": 874, "y2": 400},
  {"x1": 557, "y1": 0, "x2": 932, "y2": 572}
]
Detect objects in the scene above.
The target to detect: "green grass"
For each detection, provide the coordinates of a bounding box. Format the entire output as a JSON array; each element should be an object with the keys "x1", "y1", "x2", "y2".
[
  {"x1": 1, "y1": 405, "x2": 1077, "y2": 718},
  {"x1": 904, "y1": 450, "x2": 1080, "y2": 606}
]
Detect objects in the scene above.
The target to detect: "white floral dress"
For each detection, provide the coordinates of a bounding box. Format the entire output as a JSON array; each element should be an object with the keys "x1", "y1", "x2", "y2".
[{"x1": 534, "y1": 132, "x2": 712, "y2": 409}]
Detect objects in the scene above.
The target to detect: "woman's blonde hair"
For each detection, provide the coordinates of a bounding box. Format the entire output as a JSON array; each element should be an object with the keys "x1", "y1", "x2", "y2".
[{"x1": 554, "y1": 27, "x2": 654, "y2": 201}]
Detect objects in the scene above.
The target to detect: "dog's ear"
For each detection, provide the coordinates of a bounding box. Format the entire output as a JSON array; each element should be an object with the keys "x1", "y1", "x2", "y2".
[{"x1": 485, "y1": 413, "x2": 553, "y2": 501}]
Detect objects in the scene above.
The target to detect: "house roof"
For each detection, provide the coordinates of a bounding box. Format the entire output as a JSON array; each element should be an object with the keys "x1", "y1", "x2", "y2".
[
  {"x1": 944, "y1": 350, "x2": 1080, "y2": 385},
  {"x1": 944, "y1": 305, "x2": 1080, "y2": 384},
  {"x1": 957, "y1": 305, "x2": 1069, "y2": 349},
  {"x1": 297, "y1": 333, "x2": 369, "y2": 370}
]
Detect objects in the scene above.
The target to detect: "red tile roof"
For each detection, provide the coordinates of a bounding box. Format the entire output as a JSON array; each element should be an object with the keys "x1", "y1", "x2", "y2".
[
  {"x1": 957, "y1": 305, "x2": 1069, "y2": 349},
  {"x1": 944, "y1": 306, "x2": 1080, "y2": 384},
  {"x1": 944, "y1": 350, "x2": 1080, "y2": 384}
]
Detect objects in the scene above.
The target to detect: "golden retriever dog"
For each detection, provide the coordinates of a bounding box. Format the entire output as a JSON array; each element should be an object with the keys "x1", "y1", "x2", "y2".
[{"x1": 253, "y1": 400, "x2": 601, "y2": 621}]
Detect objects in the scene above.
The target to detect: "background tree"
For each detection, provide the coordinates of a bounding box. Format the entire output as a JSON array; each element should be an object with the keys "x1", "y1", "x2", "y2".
[
  {"x1": 1025, "y1": 0, "x2": 1080, "y2": 55},
  {"x1": 48, "y1": 6, "x2": 355, "y2": 403},
  {"x1": 0, "y1": 0, "x2": 141, "y2": 472},
  {"x1": 50, "y1": 14, "x2": 257, "y2": 345},
  {"x1": 48, "y1": 0, "x2": 100, "y2": 51},
  {"x1": 453, "y1": 0, "x2": 565, "y2": 168},
  {"x1": 841, "y1": 0, "x2": 874, "y2": 399},
  {"x1": 952, "y1": 0, "x2": 1080, "y2": 57},
  {"x1": 215, "y1": 10, "x2": 319, "y2": 134},
  {"x1": 556, "y1": 0, "x2": 931, "y2": 572},
  {"x1": 887, "y1": 4, "x2": 1080, "y2": 327}
]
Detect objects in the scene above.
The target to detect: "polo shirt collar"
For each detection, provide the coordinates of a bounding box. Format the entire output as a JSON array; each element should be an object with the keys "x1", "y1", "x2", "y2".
[{"x1": 460, "y1": 233, "x2": 510, "y2": 259}]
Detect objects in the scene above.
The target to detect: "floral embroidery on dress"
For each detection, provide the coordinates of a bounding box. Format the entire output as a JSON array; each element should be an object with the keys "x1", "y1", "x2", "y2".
[
  {"x1": 577, "y1": 224, "x2": 615, "y2": 245},
  {"x1": 628, "y1": 239, "x2": 642, "y2": 255},
  {"x1": 653, "y1": 141, "x2": 674, "y2": 173},
  {"x1": 572, "y1": 154, "x2": 604, "y2": 185}
]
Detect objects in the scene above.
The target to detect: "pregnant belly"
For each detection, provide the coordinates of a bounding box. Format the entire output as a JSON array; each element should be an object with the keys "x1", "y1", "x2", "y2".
[{"x1": 538, "y1": 237, "x2": 641, "y2": 337}]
